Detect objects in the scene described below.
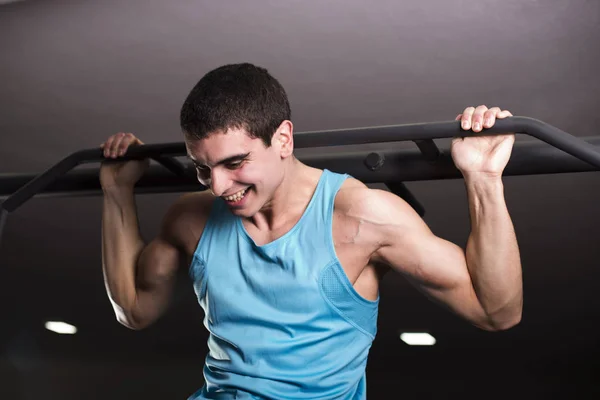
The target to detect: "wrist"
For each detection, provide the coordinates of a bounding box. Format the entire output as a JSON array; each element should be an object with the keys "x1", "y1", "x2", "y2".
[
  {"x1": 464, "y1": 175, "x2": 506, "y2": 210},
  {"x1": 102, "y1": 184, "x2": 136, "y2": 199},
  {"x1": 463, "y1": 171, "x2": 504, "y2": 186}
]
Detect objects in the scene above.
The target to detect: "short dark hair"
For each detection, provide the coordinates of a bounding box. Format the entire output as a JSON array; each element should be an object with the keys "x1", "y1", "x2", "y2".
[{"x1": 180, "y1": 63, "x2": 291, "y2": 147}]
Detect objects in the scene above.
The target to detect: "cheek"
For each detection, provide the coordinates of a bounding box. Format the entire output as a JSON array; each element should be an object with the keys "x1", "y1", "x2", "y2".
[
  {"x1": 236, "y1": 162, "x2": 278, "y2": 189},
  {"x1": 234, "y1": 164, "x2": 261, "y2": 185}
]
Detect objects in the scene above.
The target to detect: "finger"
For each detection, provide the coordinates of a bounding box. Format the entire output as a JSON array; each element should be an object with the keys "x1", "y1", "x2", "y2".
[
  {"x1": 104, "y1": 134, "x2": 120, "y2": 158},
  {"x1": 110, "y1": 133, "x2": 128, "y2": 158},
  {"x1": 461, "y1": 107, "x2": 476, "y2": 130},
  {"x1": 483, "y1": 107, "x2": 502, "y2": 128},
  {"x1": 117, "y1": 133, "x2": 136, "y2": 156},
  {"x1": 455, "y1": 114, "x2": 463, "y2": 121},
  {"x1": 471, "y1": 105, "x2": 488, "y2": 132},
  {"x1": 497, "y1": 109, "x2": 513, "y2": 119}
]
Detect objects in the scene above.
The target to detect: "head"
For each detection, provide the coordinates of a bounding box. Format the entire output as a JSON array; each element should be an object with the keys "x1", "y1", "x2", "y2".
[{"x1": 180, "y1": 63, "x2": 294, "y2": 216}]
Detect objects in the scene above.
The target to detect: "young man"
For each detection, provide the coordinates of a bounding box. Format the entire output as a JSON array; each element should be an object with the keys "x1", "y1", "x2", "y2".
[{"x1": 100, "y1": 63, "x2": 522, "y2": 399}]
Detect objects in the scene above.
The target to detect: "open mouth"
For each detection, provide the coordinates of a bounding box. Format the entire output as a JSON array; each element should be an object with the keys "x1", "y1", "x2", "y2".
[{"x1": 222, "y1": 187, "x2": 251, "y2": 206}]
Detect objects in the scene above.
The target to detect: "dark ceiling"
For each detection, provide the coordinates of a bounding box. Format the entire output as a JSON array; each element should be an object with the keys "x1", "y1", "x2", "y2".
[{"x1": 1, "y1": 0, "x2": 599, "y2": 399}]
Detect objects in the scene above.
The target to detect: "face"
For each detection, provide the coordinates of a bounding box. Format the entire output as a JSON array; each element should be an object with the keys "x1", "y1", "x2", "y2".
[{"x1": 185, "y1": 121, "x2": 294, "y2": 217}]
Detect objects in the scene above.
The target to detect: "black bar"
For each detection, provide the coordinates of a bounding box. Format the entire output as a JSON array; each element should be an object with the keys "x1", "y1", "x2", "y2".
[
  {"x1": 2, "y1": 137, "x2": 599, "y2": 199},
  {"x1": 103, "y1": 154, "x2": 188, "y2": 177},
  {"x1": 299, "y1": 117, "x2": 600, "y2": 168},
  {"x1": 153, "y1": 156, "x2": 189, "y2": 177},
  {"x1": 0, "y1": 144, "x2": 189, "y2": 213},
  {"x1": 0, "y1": 208, "x2": 7, "y2": 247},
  {"x1": 0, "y1": 167, "x2": 201, "y2": 199},
  {"x1": 413, "y1": 139, "x2": 440, "y2": 162},
  {"x1": 0, "y1": 152, "x2": 188, "y2": 213},
  {"x1": 2, "y1": 117, "x2": 600, "y2": 214}
]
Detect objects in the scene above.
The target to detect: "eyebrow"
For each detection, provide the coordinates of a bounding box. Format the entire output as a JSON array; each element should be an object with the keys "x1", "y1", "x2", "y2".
[{"x1": 191, "y1": 152, "x2": 250, "y2": 168}]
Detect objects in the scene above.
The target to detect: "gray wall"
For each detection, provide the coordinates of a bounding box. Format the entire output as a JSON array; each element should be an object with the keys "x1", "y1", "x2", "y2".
[{"x1": 1, "y1": 0, "x2": 599, "y2": 399}]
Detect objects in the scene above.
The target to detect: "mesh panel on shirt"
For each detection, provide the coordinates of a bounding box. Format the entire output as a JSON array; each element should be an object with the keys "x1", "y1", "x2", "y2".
[{"x1": 319, "y1": 262, "x2": 378, "y2": 338}]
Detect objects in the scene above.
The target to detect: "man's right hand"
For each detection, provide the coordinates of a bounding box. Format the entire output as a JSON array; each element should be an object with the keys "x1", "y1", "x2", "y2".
[{"x1": 100, "y1": 132, "x2": 150, "y2": 191}]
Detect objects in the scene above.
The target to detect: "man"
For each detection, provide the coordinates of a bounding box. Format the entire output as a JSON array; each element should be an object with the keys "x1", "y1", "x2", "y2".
[{"x1": 100, "y1": 63, "x2": 522, "y2": 399}]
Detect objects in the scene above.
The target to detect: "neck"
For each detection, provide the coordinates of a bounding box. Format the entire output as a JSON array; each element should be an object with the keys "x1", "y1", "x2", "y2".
[{"x1": 250, "y1": 158, "x2": 320, "y2": 231}]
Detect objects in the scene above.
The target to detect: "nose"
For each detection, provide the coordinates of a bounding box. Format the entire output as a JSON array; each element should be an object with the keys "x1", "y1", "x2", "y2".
[{"x1": 208, "y1": 168, "x2": 230, "y2": 197}]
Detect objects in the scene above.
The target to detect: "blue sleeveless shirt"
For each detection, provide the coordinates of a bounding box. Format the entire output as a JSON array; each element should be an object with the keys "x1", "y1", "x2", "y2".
[{"x1": 188, "y1": 169, "x2": 379, "y2": 400}]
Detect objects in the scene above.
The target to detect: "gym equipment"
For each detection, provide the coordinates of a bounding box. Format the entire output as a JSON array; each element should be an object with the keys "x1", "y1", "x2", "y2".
[{"x1": 1, "y1": 116, "x2": 599, "y2": 247}]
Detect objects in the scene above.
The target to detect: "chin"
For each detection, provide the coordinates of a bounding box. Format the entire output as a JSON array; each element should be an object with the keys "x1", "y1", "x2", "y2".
[
  {"x1": 229, "y1": 204, "x2": 259, "y2": 218},
  {"x1": 230, "y1": 208, "x2": 250, "y2": 217}
]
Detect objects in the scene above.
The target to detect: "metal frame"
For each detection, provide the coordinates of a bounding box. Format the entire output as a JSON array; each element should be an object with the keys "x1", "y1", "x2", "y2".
[{"x1": 1, "y1": 116, "x2": 599, "y2": 245}]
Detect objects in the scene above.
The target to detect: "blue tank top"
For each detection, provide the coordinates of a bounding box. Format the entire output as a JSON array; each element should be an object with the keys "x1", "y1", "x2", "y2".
[{"x1": 187, "y1": 169, "x2": 379, "y2": 400}]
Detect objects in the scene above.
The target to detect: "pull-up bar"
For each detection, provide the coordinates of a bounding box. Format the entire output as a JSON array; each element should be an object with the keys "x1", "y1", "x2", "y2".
[
  {"x1": 1, "y1": 116, "x2": 599, "y2": 246},
  {"x1": 2, "y1": 137, "x2": 600, "y2": 198}
]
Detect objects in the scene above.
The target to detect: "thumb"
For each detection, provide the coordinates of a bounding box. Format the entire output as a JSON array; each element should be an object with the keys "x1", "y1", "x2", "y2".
[{"x1": 452, "y1": 137, "x2": 463, "y2": 146}]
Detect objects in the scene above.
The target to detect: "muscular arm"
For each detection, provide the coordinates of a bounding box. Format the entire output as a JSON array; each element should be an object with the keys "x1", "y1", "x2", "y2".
[
  {"x1": 462, "y1": 176, "x2": 522, "y2": 328},
  {"x1": 358, "y1": 180, "x2": 522, "y2": 331},
  {"x1": 101, "y1": 189, "x2": 187, "y2": 330}
]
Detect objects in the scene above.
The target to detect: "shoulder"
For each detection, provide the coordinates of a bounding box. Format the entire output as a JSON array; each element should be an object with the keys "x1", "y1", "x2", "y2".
[
  {"x1": 334, "y1": 178, "x2": 426, "y2": 244},
  {"x1": 159, "y1": 190, "x2": 217, "y2": 257},
  {"x1": 333, "y1": 176, "x2": 367, "y2": 209},
  {"x1": 335, "y1": 178, "x2": 414, "y2": 217}
]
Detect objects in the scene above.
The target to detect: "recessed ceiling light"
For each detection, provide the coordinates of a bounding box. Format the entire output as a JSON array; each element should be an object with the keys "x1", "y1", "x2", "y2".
[
  {"x1": 399, "y1": 332, "x2": 436, "y2": 346},
  {"x1": 45, "y1": 321, "x2": 77, "y2": 335}
]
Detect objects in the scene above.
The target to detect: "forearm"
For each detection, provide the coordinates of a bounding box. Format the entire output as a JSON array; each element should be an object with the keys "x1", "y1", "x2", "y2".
[
  {"x1": 101, "y1": 187, "x2": 145, "y2": 321},
  {"x1": 464, "y1": 175, "x2": 522, "y2": 328}
]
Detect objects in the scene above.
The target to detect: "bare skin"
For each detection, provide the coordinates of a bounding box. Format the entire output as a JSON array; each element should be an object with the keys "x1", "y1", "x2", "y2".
[{"x1": 100, "y1": 105, "x2": 522, "y2": 331}]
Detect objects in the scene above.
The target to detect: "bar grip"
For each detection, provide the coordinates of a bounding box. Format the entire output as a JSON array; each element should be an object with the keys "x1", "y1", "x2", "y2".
[
  {"x1": 296, "y1": 117, "x2": 600, "y2": 168},
  {"x1": 1, "y1": 150, "x2": 188, "y2": 213},
  {"x1": 2, "y1": 116, "x2": 600, "y2": 214}
]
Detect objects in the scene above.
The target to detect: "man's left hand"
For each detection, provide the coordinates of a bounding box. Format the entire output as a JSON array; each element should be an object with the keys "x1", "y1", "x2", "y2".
[{"x1": 452, "y1": 105, "x2": 515, "y2": 178}]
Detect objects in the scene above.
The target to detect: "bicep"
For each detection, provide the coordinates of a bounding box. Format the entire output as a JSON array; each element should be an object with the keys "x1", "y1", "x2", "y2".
[
  {"x1": 136, "y1": 195, "x2": 192, "y2": 293},
  {"x1": 136, "y1": 191, "x2": 212, "y2": 295},
  {"x1": 129, "y1": 205, "x2": 186, "y2": 328},
  {"x1": 371, "y1": 192, "x2": 492, "y2": 328},
  {"x1": 136, "y1": 236, "x2": 181, "y2": 294},
  {"x1": 378, "y1": 225, "x2": 467, "y2": 291}
]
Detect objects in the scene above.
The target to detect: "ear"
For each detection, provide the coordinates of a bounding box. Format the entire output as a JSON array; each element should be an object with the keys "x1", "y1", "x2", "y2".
[{"x1": 272, "y1": 120, "x2": 294, "y2": 159}]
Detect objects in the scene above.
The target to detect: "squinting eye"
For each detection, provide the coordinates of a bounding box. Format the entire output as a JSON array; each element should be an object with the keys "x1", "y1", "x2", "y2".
[{"x1": 226, "y1": 161, "x2": 243, "y2": 169}]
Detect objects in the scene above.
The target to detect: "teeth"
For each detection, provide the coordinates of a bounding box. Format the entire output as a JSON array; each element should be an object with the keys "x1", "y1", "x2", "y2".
[{"x1": 224, "y1": 188, "x2": 247, "y2": 202}]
